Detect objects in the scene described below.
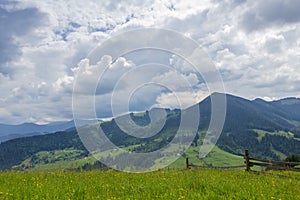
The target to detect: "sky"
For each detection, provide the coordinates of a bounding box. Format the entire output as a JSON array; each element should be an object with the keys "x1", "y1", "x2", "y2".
[{"x1": 0, "y1": 0, "x2": 300, "y2": 124}]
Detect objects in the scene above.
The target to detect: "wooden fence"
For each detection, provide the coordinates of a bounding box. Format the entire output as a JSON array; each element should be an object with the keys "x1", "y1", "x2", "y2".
[
  {"x1": 186, "y1": 149, "x2": 300, "y2": 172},
  {"x1": 185, "y1": 157, "x2": 245, "y2": 170},
  {"x1": 244, "y1": 149, "x2": 300, "y2": 172}
]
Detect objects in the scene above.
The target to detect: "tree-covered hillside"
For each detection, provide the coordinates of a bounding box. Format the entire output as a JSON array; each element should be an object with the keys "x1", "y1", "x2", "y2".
[{"x1": 1, "y1": 93, "x2": 300, "y2": 170}]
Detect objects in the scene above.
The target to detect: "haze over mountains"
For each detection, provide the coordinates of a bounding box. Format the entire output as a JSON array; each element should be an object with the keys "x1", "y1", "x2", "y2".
[
  {"x1": 1, "y1": 93, "x2": 300, "y2": 170},
  {"x1": 0, "y1": 120, "x2": 98, "y2": 142}
]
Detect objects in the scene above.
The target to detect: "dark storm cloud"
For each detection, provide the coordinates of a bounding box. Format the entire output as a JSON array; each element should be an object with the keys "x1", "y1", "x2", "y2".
[
  {"x1": 240, "y1": 0, "x2": 300, "y2": 32},
  {"x1": 0, "y1": 2, "x2": 46, "y2": 75}
]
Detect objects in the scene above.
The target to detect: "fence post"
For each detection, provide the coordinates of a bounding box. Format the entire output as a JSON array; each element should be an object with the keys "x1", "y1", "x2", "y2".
[
  {"x1": 186, "y1": 157, "x2": 190, "y2": 169},
  {"x1": 268, "y1": 159, "x2": 272, "y2": 170},
  {"x1": 29, "y1": 159, "x2": 33, "y2": 169},
  {"x1": 244, "y1": 149, "x2": 250, "y2": 171}
]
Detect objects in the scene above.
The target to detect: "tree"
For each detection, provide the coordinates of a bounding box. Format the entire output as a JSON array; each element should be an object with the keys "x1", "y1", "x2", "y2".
[
  {"x1": 285, "y1": 154, "x2": 300, "y2": 162},
  {"x1": 285, "y1": 154, "x2": 300, "y2": 168}
]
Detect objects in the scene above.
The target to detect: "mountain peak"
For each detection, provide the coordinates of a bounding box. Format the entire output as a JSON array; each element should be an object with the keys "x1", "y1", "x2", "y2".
[{"x1": 253, "y1": 98, "x2": 267, "y2": 102}]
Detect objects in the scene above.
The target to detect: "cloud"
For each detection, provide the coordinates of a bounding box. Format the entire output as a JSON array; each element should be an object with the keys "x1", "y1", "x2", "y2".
[
  {"x1": 0, "y1": 0, "x2": 300, "y2": 124},
  {"x1": 72, "y1": 56, "x2": 136, "y2": 96},
  {"x1": 155, "y1": 87, "x2": 209, "y2": 109},
  {"x1": 72, "y1": 54, "x2": 207, "y2": 118},
  {"x1": 152, "y1": 71, "x2": 199, "y2": 91},
  {"x1": 240, "y1": 0, "x2": 300, "y2": 32},
  {"x1": 0, "y1": 4, "x2": 46, "y2": 74}
]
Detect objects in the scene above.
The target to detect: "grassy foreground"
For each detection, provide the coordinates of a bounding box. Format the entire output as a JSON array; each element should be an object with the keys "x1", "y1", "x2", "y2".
[{"x1": 0, "y1": 169, "x2": 299, "y2": 200}]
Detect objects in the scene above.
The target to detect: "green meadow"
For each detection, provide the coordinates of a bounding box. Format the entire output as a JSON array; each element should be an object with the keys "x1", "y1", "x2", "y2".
[{"x1": 0, "y1": 169, "x2": 299, "y2": 200}]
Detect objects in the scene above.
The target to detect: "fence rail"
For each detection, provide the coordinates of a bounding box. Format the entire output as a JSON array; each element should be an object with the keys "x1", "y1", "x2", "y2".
[
  {"x1": 186, "y1": 149, "x2": 300, "y2": 172},
  {"x1": 185, "y1": 157, "x2": 245, "y2": 170},
  {"x1": 245, "y1": 149, "x2": 300, "y2": 172}
]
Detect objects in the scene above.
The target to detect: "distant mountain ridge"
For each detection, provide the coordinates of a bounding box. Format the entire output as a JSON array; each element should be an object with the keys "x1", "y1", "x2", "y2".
[
  {"x1": 1, "y1": 93, "x2": 300, "y2": 170},
  {"x1": 0, "y1": 120, "x2": 98, "y2": 142}
]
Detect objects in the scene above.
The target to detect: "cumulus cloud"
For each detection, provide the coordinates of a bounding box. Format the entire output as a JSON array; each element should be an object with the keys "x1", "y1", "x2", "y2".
[
  {"x1": 0, "y1": 0, "x2": 299, "y2": 124},
  {"x1": 72, "y1": 54, "x2": 207, "y2": 118},
  {"x1": 240, "y1": 0, "x2": 300, "y2": 32},
  {"x1": 155, "y1": 86, "x2": 209, "y2": 109},
  {"x1": 0, "y1": 3, "x2": 46, "y2": 74}
]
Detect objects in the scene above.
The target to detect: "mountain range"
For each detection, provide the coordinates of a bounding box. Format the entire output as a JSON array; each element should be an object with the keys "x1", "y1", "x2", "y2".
[
  {"x1": 0, "y1": 119, "x2": 98, "y2": 142},
  {"x1": 0, "y1": 93, "x2": 300, "y2": 171}
]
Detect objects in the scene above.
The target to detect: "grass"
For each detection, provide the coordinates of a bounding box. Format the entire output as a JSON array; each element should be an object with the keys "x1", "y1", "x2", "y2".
[
  {"x1": 13, "y1": 149, "x2": 95, "y2": 172},
  {"x1": 22, "y1": 157, "x2": 95, "y2": 172},
  {"x1": 168, "y1": 146, "x2": 244, "y2": 169},
  {"x1": 254, "y1": 129, "x2": 298, "y2": 160},
  {"x1": 132, "y1": 112, "x2": 146, "y2": 117},
  {"x1": 254, "y1": 129, "x2": 294, "y2": 142},
  {"x1": 0, "y1": 169, "x2": 299, "y2": 199},
  {"x1": 198, "y1": 146, "x2": 244, "y2": 167},
  {"x1": 13, "y1": 141, "x2": 246, "y2": 172}
]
